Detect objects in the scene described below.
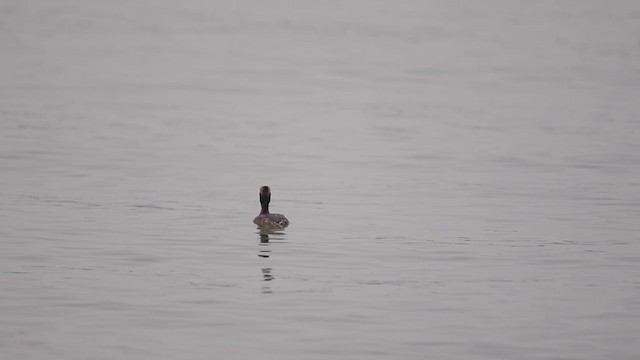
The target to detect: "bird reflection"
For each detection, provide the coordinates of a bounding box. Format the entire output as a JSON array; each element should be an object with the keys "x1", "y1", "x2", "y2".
[
  {"x1": 262, "y1": 267, "x2": 273, "y2": 281},
  {"x1": 256, "y1": 228, "x2": 287, "y2": 258},
  {"x1": 256, "y1": 228, "x2": 286, "y2": 294},
  {"x1": 261, "y1": 267, "x2": 273, "y2": 294},
  {"x1": 258, "y1": 229, "x2": 271, "y2": 258}
]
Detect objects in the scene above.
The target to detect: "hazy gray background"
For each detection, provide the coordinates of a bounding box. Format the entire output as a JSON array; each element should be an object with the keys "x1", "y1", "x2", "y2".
[{"x1": 1, "y1": 1, "x2": 639, "y2": 359}]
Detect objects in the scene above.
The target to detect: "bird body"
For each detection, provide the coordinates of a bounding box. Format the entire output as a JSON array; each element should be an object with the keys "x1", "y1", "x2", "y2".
[{"x1": 253, "y1": 213, "x2": 289, "y2": 228}]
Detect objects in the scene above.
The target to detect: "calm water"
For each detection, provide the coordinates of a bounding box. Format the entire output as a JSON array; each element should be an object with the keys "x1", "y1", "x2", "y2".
[{"x1": 2, "y1": 1, "x2": 640, "y2": 359}]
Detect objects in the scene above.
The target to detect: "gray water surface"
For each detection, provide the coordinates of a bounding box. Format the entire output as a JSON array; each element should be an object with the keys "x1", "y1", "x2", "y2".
[{"x1": 1, "y1": 1, "x2": 640, "y2": 359}]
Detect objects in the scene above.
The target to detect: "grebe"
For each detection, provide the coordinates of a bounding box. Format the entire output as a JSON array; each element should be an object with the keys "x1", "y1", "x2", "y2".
[{"x1": 253, "y1": 186, "x2": 289, "y2": 228}]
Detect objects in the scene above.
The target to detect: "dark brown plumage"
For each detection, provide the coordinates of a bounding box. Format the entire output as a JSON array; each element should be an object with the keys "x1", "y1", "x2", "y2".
[{"x1": 253, "y1": 186, "x2": 289, "y2": 229}]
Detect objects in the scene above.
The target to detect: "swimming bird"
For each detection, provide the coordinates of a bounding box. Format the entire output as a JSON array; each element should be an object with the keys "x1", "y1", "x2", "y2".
[{"x1": 253, "y1": 186, "x2": 289, "y2": 229}]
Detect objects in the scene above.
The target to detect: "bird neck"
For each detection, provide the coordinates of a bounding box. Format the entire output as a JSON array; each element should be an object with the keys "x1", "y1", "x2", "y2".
[
  {"x1": 259, "y1": 192, "x2": 271, "y2": 214},
  {"x1": 260, "y1": 203, "x2": 269, "y2": 214}
]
